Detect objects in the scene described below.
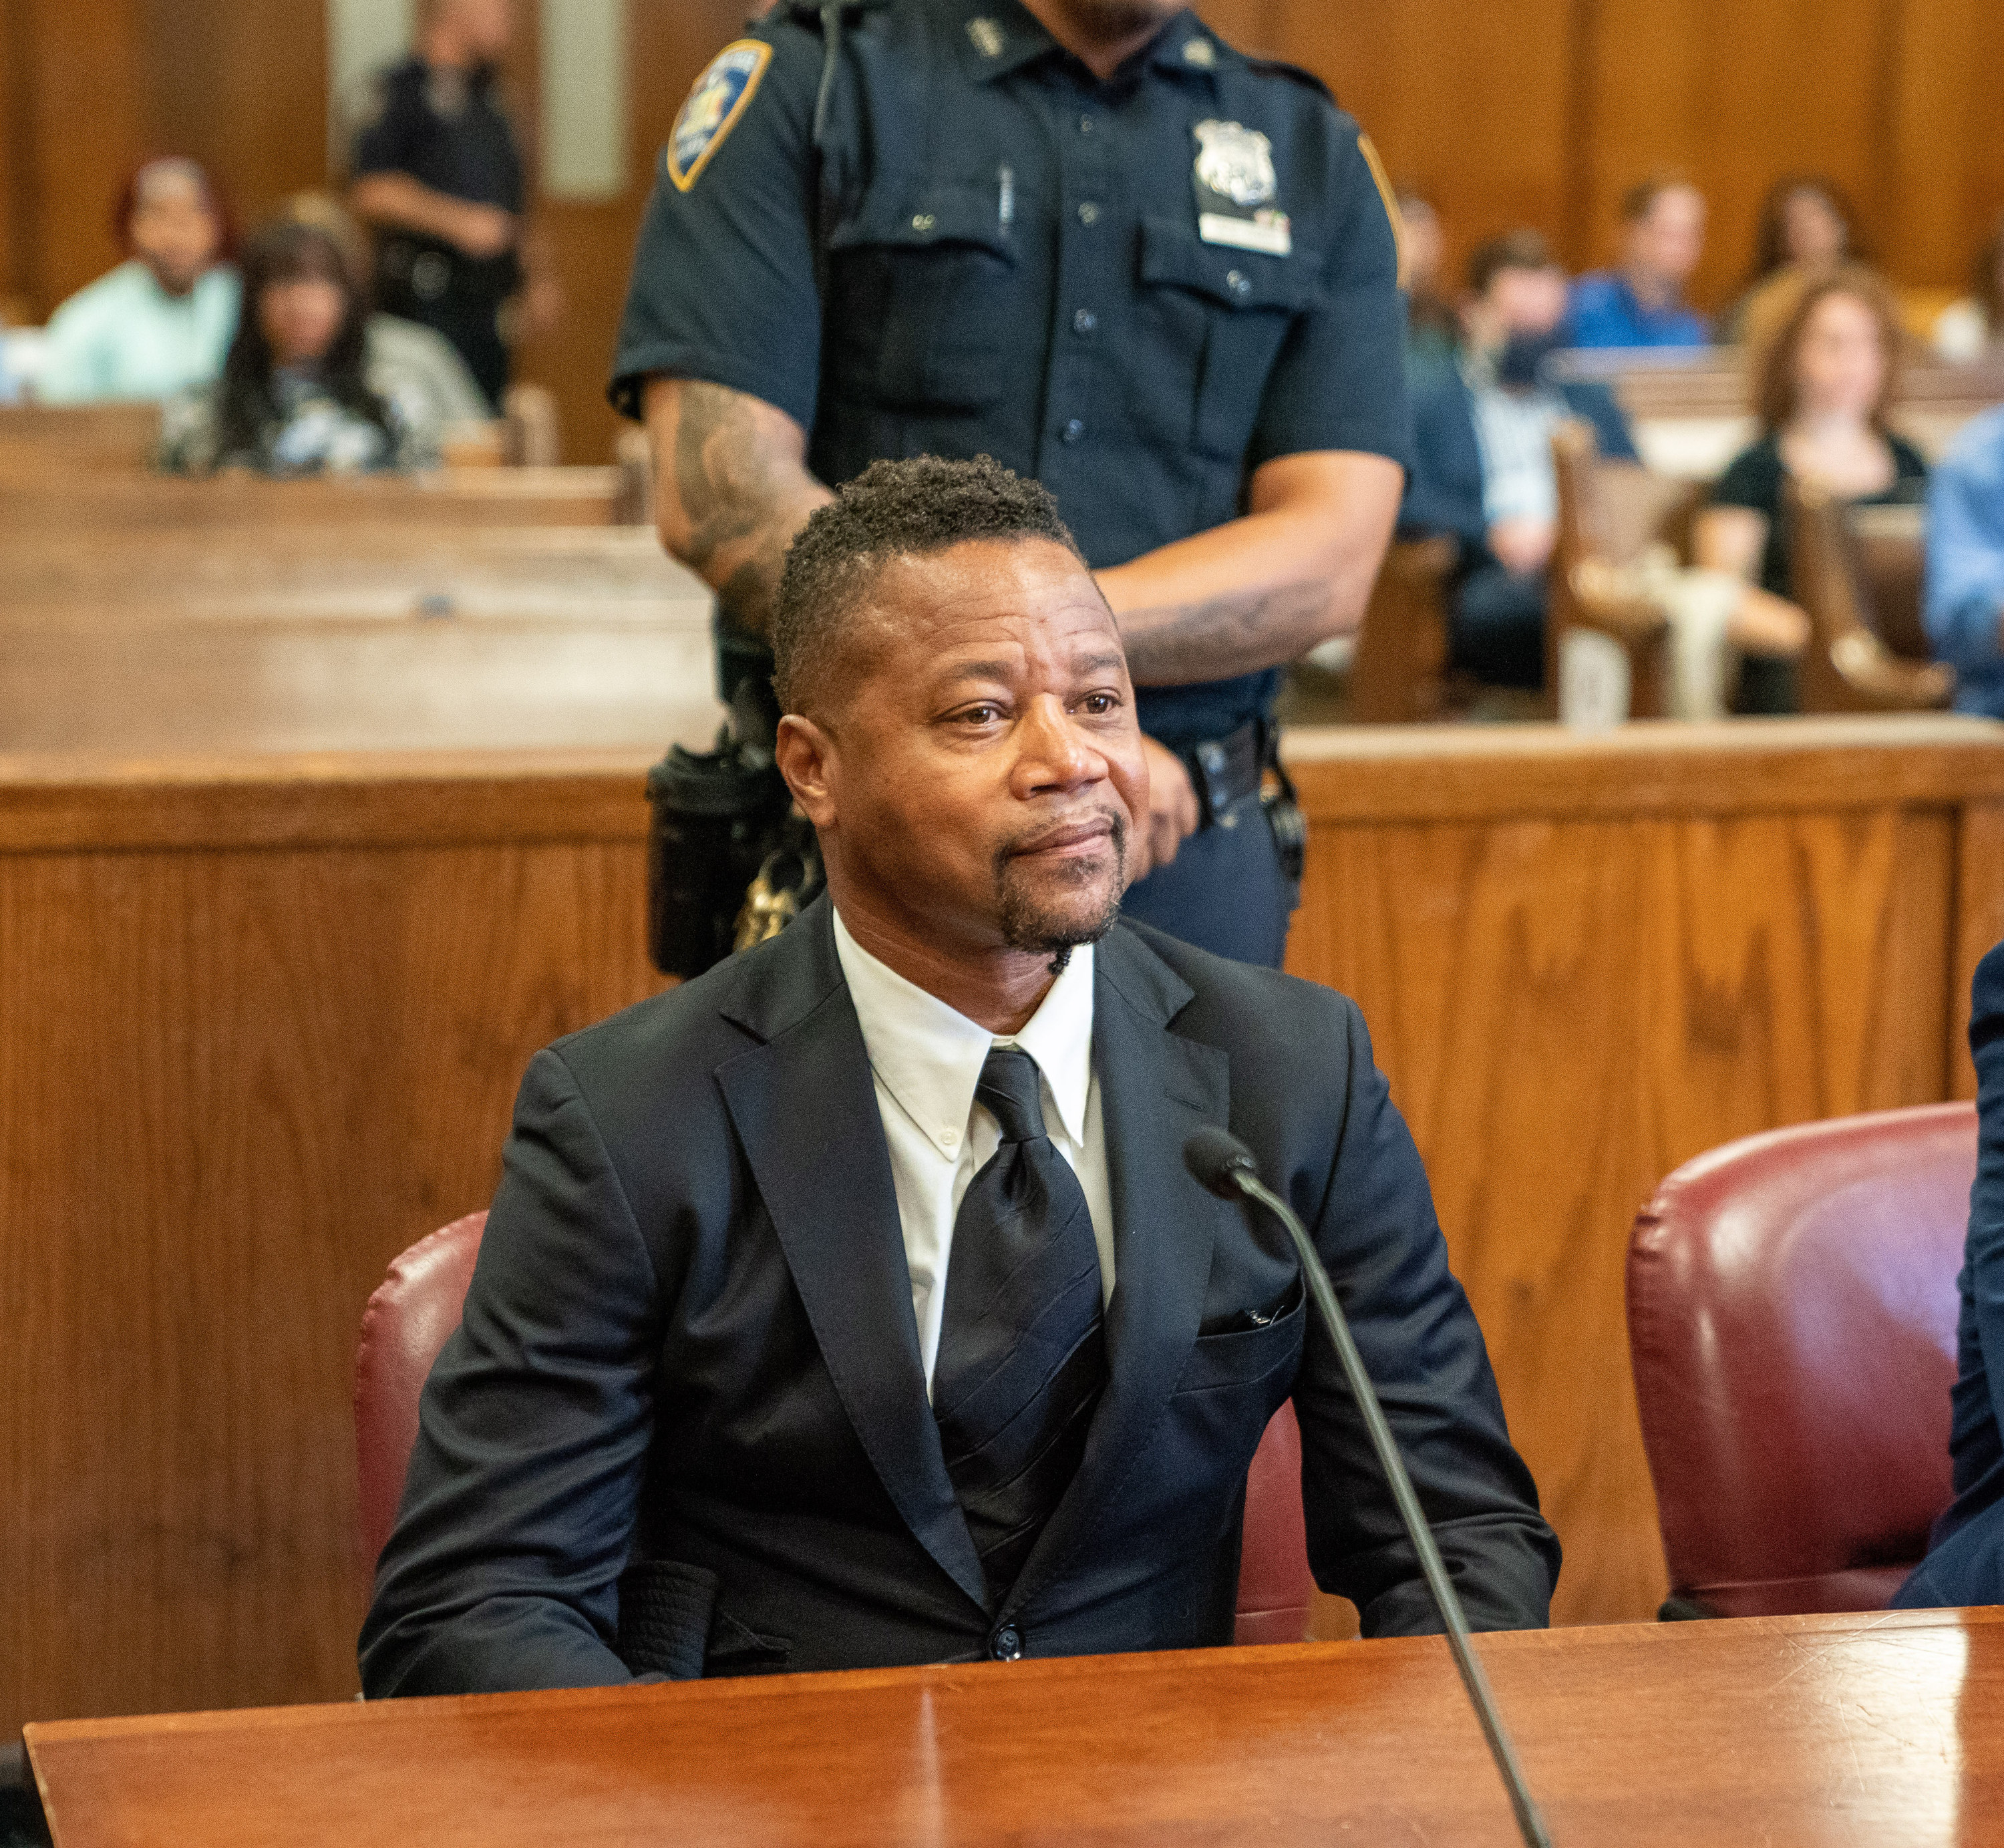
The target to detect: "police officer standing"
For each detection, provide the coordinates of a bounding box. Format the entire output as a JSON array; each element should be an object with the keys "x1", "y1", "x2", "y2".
[
  {"x1": 613, "y1": 0, "x2": 1409, "y2": 967},
  {"x1": 347, "y1": 0, "x2": 560, "y2": 408}
]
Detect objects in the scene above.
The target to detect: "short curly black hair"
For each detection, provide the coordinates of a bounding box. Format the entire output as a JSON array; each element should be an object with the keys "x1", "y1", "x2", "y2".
[{"x1": 771, "y1": 455, "x2": 1083, "y2": 715}]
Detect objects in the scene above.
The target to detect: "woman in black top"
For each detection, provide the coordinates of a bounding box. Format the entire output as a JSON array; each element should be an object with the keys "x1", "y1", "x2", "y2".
[{"x1": 1696, "y1": 265, "x2": 1927, "y2": 710}]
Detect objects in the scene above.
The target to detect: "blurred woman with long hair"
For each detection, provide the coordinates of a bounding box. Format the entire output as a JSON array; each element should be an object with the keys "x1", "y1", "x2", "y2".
[{"x1": 160, "y1": 219, "x2": 438, "y2": 475}]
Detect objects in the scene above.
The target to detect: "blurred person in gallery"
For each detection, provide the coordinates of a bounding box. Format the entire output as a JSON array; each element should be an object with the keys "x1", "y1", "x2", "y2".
[
  {"x1": 1920, "y1": 405, "x2": 2004, "y2": 717},
  {"x1": 1933, "y1": 216, "x2": 2004, "y2": 366},
  {"x1": 158, "y1": 220, "x2": 440, "y2": 476},
  {"x1": 1401, "y1": 230, "x2": 1638, "y2": 690},
  {"x1": 1566, "y1": 176, "x2": 1711, "y2": 351},
  {"x1": 1722, "y1": 174, "x2": 1864, "y2": 350},
  {"x1": 1697, "y1": 266, "x2": 1923, "y2": 711},
  {"x1": 37, "y1": 158, "x2": 238, "y2": 404},
  {"x1": 1396, "y1": 189, "x2": 1458, "y2": 380}
]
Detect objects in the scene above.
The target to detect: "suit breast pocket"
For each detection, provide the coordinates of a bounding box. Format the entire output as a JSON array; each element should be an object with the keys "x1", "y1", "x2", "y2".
[
  {"x1": 1174, "y1": 1282, "x2": 1307, "y2": 1398},
  {"x1": 1136, "y1": 218, "x2": 1325, "y2": 461},
  {"x1": 826, "y1": 184, "x2": 1020, "y2": 415}
]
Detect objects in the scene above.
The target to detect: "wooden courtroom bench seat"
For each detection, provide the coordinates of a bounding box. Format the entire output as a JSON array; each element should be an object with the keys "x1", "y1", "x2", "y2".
[
  {"x1": 2, "y1": 715, "x2": 2000, "y2": 1740},
  {"x1": 0, "y1": 462, "x2": 647, "y2": 530}
]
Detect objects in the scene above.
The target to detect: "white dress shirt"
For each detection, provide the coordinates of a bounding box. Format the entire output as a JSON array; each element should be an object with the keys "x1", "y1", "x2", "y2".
[{"x1": 832, "y1": 909, "x2": 1114, "y2": 1393}]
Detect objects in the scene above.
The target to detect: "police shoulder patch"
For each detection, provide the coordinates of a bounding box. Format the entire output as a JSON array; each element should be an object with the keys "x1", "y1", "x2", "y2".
[{"x1": 667, "y1": 40, "x2": 773, "y2": 193}]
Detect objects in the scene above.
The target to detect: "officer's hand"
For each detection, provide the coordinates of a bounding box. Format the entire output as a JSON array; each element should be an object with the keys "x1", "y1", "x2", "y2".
[
  {"x1": 449, "y1": 202, "x2": 518, "y2": 260},
  {"x1": 1132, "y1": 734, "x2": 1200, "y2": 880}
]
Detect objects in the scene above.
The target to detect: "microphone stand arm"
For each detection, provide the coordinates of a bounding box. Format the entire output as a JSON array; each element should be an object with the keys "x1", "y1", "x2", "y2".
[{"x1": 1232, "y1": 1169, "x2": 1554, "y2": 1848}]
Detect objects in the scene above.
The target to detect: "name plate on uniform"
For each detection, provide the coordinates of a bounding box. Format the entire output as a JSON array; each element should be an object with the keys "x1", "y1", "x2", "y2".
[{"x1": 1192, "y1": 120, "x2": 1292, "y2": 258}]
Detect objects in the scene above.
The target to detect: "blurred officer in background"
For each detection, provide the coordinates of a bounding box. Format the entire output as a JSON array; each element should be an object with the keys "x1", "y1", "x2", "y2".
[
  {"x1": 613, "y1": 0, "x2": 1410, "y2": 968},
  {"x1": 347, "y1": 0, "x2": 560, "y2": 407}
]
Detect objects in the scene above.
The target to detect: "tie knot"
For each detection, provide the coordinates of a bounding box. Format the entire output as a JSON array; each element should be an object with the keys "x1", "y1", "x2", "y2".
[{"x1": 976, "y1": 1047, "x2": 1048, "y2": 1145}]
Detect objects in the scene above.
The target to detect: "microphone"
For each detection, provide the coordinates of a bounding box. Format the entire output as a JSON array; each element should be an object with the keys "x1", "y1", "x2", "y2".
[{"x1": 1184, "y1": 1127, "x2": 1554, "y2": 1848}]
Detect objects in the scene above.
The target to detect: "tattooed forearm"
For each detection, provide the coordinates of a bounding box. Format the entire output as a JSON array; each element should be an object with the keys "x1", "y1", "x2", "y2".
[
  {"x1": 1116, "y1": 578, "x2": 1337, "y2": 685},
  {"x1": 647, "y1": 378, "x2": 832, "y2": 638}
]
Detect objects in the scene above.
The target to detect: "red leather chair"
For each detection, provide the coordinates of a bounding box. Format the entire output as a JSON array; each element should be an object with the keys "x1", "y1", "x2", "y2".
[
  {"x1": 356, "y1": 1214, "x2": 1317, "y2": 1644},
  {"x1": 1627, "y1": 1103, "x2": 1977, "y2": 1619}
]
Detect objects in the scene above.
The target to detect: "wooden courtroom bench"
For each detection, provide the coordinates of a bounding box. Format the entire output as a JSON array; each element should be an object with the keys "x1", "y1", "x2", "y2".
[
  {"x1": 2, "y1": 715, "x2": 2000, "y2": 1740},
  {"x1": 0, "y1": 383, "x2": 562, "y2": 474},
  {"x1": 0, "y1": 461, "x2": 647, "y2": 530},
  {"x1": 0, "y1": 527, "x2": 717, "y2": 753}
]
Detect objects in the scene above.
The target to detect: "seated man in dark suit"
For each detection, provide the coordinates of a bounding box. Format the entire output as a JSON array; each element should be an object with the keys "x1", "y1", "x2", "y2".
[
  {"x1": 1896, "y1": 936, "x2": 2004, "y2": 1609},
  {"x1": 1402, "y1": 230, "x2": 1641, "y2": 690},
  {"x1": 359, "y1": 457, "x2": 1560, "y2": 1695}
]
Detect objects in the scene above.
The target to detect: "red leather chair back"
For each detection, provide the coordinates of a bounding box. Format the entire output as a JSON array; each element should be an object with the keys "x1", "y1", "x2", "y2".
[
  {"x1": 1236, "y1": 1401, "x2": 1314, "y2": 1643},
  {"x1": 1627, "y1": 1103, "x2": 1976, "y2": 1618},
  {"x1": 355, "y1": 1212, "x2": 488, "y2": 1563},
  {"x1": 355, "y1": 1214, "x2": 1317, "y2": 1640}
]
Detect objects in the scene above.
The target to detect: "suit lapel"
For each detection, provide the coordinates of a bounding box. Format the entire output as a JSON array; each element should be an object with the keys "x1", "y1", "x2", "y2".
[
  {"x1": 1005, "y1": 924, "x2": 1233, "y2": 1610},
  {"x1": 713, "y1": 902, "x2": 987, "y2": 1611}
]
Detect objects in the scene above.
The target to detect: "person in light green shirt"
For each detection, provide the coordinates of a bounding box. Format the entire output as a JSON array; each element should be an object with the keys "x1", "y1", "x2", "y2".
[{"x1": 37, "y1": 157, "x2": 240, "y2": 403}]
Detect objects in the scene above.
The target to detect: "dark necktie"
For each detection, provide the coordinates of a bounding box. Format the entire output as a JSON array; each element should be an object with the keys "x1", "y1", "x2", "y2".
[{"x1": 932, "y1": 1047, "x2": 1108, "y2": 1606}]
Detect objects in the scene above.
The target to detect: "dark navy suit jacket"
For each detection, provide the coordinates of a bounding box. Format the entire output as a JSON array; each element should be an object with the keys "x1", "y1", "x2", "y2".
[
  {"x1": 359, "y1": 900, "x2": 1558, "y2": 1694},
  {"x1": 1400, "y1": 365, "x2": 1639, "y2": 553},
  {"x1": 1898, "y1": 938, "x2": 2004, "y2": 1608}
]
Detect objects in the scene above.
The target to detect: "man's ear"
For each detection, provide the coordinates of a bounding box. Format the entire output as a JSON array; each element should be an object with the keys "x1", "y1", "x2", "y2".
[{"x1": 775, "y1": 713, "x2": 838, "y2": 829}]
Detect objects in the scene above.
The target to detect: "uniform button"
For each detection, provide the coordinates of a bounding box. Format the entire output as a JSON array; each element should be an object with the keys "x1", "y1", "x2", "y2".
[
  {"x1": 991, "y1": 1624, "x2": 1023, "y2": 1661},
  {"x1": 1226, "y1": 268, "x2": 1251, "y2": 298},
  {"x1": 1077, "y1": 201, "x2": 1100, "y2": 226},
  {"x1": 1072, "y1": 308, "x2": 1097, "y2": 335},
  {"x1": 1061, "y1": 418, "x2": 1085, "y2": 443}
]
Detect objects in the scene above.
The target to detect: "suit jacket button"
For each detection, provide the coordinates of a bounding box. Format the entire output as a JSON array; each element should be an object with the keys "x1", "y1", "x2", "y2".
[{"x1": 990, "y1": 1623, "x2": 1023, "y2": 1661}]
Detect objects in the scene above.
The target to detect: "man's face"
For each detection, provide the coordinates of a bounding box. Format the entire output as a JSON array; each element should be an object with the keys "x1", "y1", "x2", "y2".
[
  {"x1": 443, "y1": 0, "x2": 514, "y2": 59},
  {"x1": 1628, "y1": 187, "x2": 1706, "y2": 287},
  {"x1": 1485, "y1": 264, "x2": 1570, "y2": 337},
  {"x1": 130, "y1": 176, "x2": 221, "y2": 297},
  {"x1": 783, "y1": 538, "x2": 1148, "y2": 960}
]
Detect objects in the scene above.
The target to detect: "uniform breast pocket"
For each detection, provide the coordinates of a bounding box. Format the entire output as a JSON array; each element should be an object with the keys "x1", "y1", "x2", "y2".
[
  {"x1": 1137, "y1": 218, "x2": 1325, "y2": 461},
  {"x1": 826, "y1": 184, "x2": 1020, "y2": 415}
]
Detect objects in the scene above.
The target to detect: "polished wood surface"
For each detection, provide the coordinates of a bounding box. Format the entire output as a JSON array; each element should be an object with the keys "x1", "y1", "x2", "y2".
[
  {"x1": 4, "y1": 717, "x2": 2001, "y2": 1740},
  {"x1": 1285, "y1": 717, "x2": 2004, "y2": 1626},
  {"x1": 27, "y1": 1610, "x2": 2004, "y2": 1847}
]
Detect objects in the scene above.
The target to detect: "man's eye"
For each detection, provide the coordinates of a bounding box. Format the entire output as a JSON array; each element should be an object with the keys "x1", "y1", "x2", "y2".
[
  {"x1": 961, "y1": 704, "x2": 1003, "y2": 725},
  {"x1": 1080, "y1": 693, "x2": 1118, "y2": 715}
]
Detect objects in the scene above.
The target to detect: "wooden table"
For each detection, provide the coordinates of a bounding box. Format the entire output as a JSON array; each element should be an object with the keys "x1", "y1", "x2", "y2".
[{"x1": 24, "y1": 1610, "x2": 1997, "y2": 1847}]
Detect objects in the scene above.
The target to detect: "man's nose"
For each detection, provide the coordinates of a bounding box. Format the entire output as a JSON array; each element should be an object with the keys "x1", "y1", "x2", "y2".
[{"x1": 1014, "y1": 695, "x2": 1104, "y2": 791}]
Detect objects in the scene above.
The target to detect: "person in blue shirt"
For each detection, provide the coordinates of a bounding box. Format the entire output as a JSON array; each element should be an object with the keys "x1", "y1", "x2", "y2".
[
  {"x1": 1401, "y1": 230, "x2": 1638, "y2": 689},
  {"x1": 613, "y1": 0, "x2": 1412, "y2": 970},
  {"x1": 1896, "y1": 937, "x2": 2004, "y2": 1610},
  {"x1": 1923, "y1": 405, "x2": 2004, "y2": 719},
  {"x1": 37, "y1": 158, "x2": 240, "y2": 403},
  {"x1": 1566, "y1": 177, "x2": 1710, "y2": 352}
]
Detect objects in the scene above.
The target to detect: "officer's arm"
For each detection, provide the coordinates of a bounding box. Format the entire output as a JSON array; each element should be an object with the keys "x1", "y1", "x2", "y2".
[
  {"x1": 644, "y1": 376, "x2": 833, "y2": 638},
  {"x1": 349, "y1": 172, "x2": 517, "y2": 261},
  {"x1": 1096, "y1": 451, "x2": 1404, "y2": 685}
]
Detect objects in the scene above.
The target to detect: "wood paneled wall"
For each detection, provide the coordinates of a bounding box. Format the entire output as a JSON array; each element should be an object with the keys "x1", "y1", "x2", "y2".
[{"x1": 7, "y1": 0, "x2": 2004, "y2": 457}]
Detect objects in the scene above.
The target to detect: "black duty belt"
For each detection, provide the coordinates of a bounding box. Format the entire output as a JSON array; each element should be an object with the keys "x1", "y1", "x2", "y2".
[
  {"x1": 1178, "y1": 719, "x2": 1265, "y2": 829},
  {"x1": 1174, "y1": 718, "x2": 1307, "y2": 884}
]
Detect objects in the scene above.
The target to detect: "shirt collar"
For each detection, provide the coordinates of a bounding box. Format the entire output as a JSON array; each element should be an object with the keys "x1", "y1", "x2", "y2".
[{"x1": 832, "y1": 908, "x2": 1096, "y2": 1157}]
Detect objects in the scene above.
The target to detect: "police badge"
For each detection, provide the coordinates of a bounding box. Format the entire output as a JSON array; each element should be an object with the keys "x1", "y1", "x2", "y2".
[
  {"x1": 667, "y1": 41, "x2": 772, "y2": 192},
  {"x1": 1191, "y1": 120, "x2": 1291, "y2": 256}
]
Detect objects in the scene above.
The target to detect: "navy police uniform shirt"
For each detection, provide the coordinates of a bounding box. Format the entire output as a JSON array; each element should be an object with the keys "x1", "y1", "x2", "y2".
[
  {"x1": 612, "y1": 0, "x2": 1410, "y2": 749},
  {"x1": 351, "y1": 57, "x2": 526, "y2": 216}
]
